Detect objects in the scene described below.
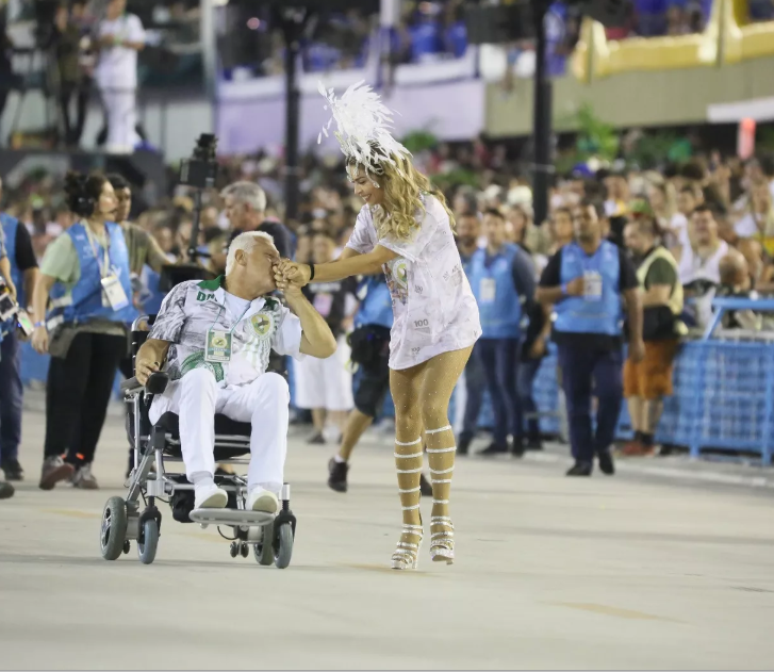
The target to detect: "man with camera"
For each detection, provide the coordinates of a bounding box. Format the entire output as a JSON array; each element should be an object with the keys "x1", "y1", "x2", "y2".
[
  {"x1": 1, "y1": 177, "x2": 39, "y2": 486},
  {"x1": 221, "y1": 181, "x2": 293, "y2": 260}
]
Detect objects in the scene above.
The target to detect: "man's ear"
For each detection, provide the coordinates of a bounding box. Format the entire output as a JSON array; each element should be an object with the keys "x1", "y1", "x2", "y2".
[{"x1": 235, "y1": 249, "x2": 245, "y2": 267}]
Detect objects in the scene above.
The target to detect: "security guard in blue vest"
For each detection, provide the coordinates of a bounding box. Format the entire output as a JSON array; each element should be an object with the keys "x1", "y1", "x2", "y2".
[
  {"x1": 327, "y1": 274, "x2": 432, "y2": 495},
  {"x1": 537, "y1": 198, "x2": 644, "y2": 476},
  {"x1": 31, "y1": 172, "x2": 135, "y2": 491},
  {"x1": 1, "y1": 195, "x2": 40, "y2": 483},
  {"x1": 454, "y1": 211, "x2": 487, "y2": 456},
  {"x1": 468, "y1": 209, "x2": 536, "y2": 456}
]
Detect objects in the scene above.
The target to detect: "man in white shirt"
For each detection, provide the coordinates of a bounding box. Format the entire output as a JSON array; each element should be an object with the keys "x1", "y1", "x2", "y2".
[
  {"x1": 135, "y1": 232, "x2": 337, "y2": 512},
  {"x1": 95, "y1": 0, "x2": 145, "y2": 153}
]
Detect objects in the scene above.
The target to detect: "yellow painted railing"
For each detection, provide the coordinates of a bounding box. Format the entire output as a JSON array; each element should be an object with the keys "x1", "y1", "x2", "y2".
[{"x1": 570, "y1": 0, "x2": 774, "y2": 81}]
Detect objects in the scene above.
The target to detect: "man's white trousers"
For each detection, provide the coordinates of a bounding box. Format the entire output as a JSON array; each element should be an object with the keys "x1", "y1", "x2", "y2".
[
  {"x1": 149, "y1": 369, "x2": 289, "y2": 494},
  {"x1": 100, "y1": 83, "x2": 138, "y2": 151}
]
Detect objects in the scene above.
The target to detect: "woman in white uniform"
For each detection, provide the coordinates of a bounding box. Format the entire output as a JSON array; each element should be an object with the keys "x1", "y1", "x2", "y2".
[{"x1": 276, "y1": 83, "x2": 481, "y2": 570}]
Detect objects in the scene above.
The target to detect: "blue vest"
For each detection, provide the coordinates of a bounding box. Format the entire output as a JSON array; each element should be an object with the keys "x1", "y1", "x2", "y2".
[
  {"x1": 554, "y1": 240, "x2": 622, "y2": 336},
  {"x1": 48, "y1": 221, "x2": 136, "y2": 326},
  {"x1": 1, "y1": 213, "x2": 24, "y2": 308},
  {"x1": 469, "y1": 244, "x2": 522, "y2": 339},
  {"x1": 355, "y1": 276, "x2": 394, "y2": 330}
]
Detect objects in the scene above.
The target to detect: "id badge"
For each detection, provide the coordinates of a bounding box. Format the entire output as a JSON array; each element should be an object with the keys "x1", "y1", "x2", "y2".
[
  {"x1": 101, "y1": 275, "x2": 130, "y2": 310},
  {"x1": 583, "y1": 271, "x2": 603, "y2": 302},
  {"x1": 480, "y1": 278, "x2": 496, "y2": 304},
  {"x1": 313, "y1": 292, "x2": 333, "y2": 317},
  {"x1": 206, "y1": 328, "x2": 232, "y2": 362}
]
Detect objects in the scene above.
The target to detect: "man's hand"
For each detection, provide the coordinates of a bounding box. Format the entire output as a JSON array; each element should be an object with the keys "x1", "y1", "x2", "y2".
[
  {"x1": 629, "y1": 338, "x2": 645, "y2": 364},
  {"x1": 100, "y1": 34, "x2": 116, "y2": 47},
  {"x1": 136, "y1": 359, "x2": 161, "y2": 386},
  {"x1": 528, "y1": 336, "x2": 547, "y2": 359},
  {"x1": 31, "y1": 326, "x2": 48, "y2": 354},
  {"x1": 565, "y1": 277, "x2": 585, "y2": 297}
]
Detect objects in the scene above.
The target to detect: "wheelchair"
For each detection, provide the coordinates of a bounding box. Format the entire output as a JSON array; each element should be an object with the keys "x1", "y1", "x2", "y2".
[{"x1": 98, "y1": 316, "x2": 297, "y2": 568}]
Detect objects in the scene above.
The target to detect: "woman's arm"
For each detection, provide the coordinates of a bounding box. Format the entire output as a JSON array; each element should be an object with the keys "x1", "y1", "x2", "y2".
[
  {"x1": 31, "y1": 274, "x2": 57, "y2": 354},
  {"x1": 276, "y1": 246, "x2": 397, "y2": 289}
]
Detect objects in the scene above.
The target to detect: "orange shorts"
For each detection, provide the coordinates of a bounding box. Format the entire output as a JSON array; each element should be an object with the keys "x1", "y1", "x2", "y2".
[{"x1": 623, "y1": 339, "x2": 679, "y2": 400}]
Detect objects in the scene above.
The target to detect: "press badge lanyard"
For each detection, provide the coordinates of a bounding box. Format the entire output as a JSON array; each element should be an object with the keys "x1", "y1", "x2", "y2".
[
  {"x1": 84, "y1": 222, "x2": 130, "y2": 311},
  {"x1": 205, "y1": 301, "x2": 251, "y2": 363}
]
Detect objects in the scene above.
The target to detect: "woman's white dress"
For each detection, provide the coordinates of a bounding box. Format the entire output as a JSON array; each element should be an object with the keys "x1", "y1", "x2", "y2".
[{"x1": 346, "y1": 195, "x2": 481, "y2": 370}]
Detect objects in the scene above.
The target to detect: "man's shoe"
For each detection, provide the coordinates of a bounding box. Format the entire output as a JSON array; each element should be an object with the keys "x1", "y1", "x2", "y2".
[
  {"x1": 39, "y1": 456, "x2": 75, "y2": 490},
  {"x1": 71, "y1": 463, "x2": 99, "y2": 490},
  {"x1": 566, "y1": 461, "x2": 593, "y2": 477},
  {"x1": 525, "y1": 437, "x2": 543, "y2": 451},
  {"x1": 419, "y1": 473, "x2": 433, "y2": 496},
  {"x1": 0, "y1": 481, "x2": 14, "y2": 499},
  {"x1": 2, "y1": 459, "x2": 23, "y2": 481},
  {"x1": 457, "y1": 435, "x2": 471, "y2": 456},
  {"x1": 597, "y1": 449, "x2": 615, "y2": 475},
  {"x1": 247, "y1": 487, "x2": 279, "y2": 514},
  {"x1": 194, "y1": 484, "x2": 228, "y2": 509},
  {"x1": 511, "y1": 436, "x2": 525, "y2": 458},
  {"x1": 328, "y1": 458, "x2": 349, "y2": 493},
  {"x1": 308, "y1": 432, "x2": 326, "y2": 445},
  {"x1": 477, "y1": 442, "x2": 509, "y2": 457}
]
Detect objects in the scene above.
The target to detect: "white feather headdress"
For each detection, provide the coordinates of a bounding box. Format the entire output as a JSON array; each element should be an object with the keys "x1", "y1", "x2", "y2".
[{"x1": 317, "y1": 80, "x2": 411, "y2": 176}]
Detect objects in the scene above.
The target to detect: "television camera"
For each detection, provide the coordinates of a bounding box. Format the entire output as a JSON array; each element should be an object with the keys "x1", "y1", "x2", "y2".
[{"x1": 159, "y1": 133, "x2": 219, "y2": 291}]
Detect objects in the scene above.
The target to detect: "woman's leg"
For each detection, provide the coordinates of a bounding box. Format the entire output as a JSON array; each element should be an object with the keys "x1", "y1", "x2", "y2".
[
  {"x1": 41, "y1": 333, "x2": 92, "y2": 489},
  {"x1": 419, "y1": 346, "x2": 474, "y2": 563},
  {"x1": 389, "y1": 364, "x2": 426, "y2": 569},
  {"x1": 71, "y1": 334, "x2": 126, "y2": 468}
]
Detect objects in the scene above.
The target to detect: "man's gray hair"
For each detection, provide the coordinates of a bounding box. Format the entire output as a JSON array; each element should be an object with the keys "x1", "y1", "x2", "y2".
[
  {"x1": 221, "y1": 181, "x2": 267, "y2": 213},
  {"x1": 226, "y1": 231, "x2": 277, "y2": 275}
]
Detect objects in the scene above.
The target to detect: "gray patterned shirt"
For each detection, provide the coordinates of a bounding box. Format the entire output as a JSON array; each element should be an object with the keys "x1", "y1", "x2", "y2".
[{"x1": 149, "y1": 276, "x2": 304, "y2": 387}]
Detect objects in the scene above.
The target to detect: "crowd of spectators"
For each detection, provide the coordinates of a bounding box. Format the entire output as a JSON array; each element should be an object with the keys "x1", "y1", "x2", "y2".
[{"x1": 6, "y1": 133, "x2": 774, "y2": 340}]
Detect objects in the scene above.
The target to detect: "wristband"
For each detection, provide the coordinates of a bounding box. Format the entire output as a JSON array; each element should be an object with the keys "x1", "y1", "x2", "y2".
[
  {"x1": 308, "y1": 264, "x2": 315, "y2": 281},
  {"x1": 34, "y1": 321, "x2": 46, "y2": 329},
  {"x1": 561, "y1": 283, "x2": 567, "y2": 296}
]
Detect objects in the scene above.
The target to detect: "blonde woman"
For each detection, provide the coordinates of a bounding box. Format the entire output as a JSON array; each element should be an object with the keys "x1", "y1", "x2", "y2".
[{"x1": 276, "y1": 83, "x2": 481, "y2": 570}]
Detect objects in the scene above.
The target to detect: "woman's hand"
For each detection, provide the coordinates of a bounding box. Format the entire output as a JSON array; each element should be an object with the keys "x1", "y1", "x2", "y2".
[
  {"x1": 31, "y1": 326, "x2": 49, "y2": 354},
  {"x1": 274, "y1": 260, "x2": 312, "y2": 291}
]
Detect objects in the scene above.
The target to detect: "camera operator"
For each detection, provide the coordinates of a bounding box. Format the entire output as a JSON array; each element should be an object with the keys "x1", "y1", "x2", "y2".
[
  {"x1": 95, "y1": 0, "x2": 145, "y2": 153},
  {"x1": 1, "y1": 177, "x2": 39, "y2": 483},
  {"x1": 221, "y1": 181, "x2": 294, "y2": 260},
  {"x1": 31, "y1": 172, "x2": 135, "y2": 491}
]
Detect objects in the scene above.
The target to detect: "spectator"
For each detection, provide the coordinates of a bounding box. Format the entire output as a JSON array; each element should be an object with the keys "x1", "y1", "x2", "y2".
[
  {"x1": 294, "y1": 231, "x2": 356, "y2": 444},
  {"x1": 622, "y1": 216, "x2": 686, "y2": 457},
  {"x1": 716, "y1": 250, "x2": 762, "y2": 331},
  {"x1": 95, "y1": 0, "x2": 146, "y2": 153}
]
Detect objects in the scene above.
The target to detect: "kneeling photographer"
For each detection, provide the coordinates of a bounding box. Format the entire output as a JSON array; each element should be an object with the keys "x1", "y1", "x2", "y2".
[{"x1": 31, "y1": 172, "x2": 135, "y2": 491}]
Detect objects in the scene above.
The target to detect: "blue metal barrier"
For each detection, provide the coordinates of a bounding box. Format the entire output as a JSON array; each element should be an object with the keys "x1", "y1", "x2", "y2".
[{"x1": 18, "y1": 298, "x2": 774, "y2": 463}]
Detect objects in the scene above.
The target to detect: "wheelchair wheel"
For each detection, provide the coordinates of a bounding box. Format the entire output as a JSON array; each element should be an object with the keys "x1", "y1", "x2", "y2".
[
  {"x1": 275, "y1": 523, "x2": 293, "y2": 569},
  {"x1": 254, "y1": 522, "x2": 275, "y2": 566},
  {"x1": 137, "y1": 520, "x2": 159, "y2": 565},
  {"x1": 100, "y1": 497, "x2": 128, "y2": 561}
]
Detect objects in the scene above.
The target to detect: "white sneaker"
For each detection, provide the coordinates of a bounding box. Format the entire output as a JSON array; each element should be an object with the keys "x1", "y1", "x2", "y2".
[
  {"x1": 246, "y1": 488, "x2": 279, "y2": 514},
  {"x1": 194, "y1": 484, "x2": 228, "y2": 509}
]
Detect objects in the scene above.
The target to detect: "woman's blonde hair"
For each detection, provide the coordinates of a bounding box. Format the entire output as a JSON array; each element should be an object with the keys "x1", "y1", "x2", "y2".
[{"x1": 348, "y1": 152, "x2": 455, "y2": 241}]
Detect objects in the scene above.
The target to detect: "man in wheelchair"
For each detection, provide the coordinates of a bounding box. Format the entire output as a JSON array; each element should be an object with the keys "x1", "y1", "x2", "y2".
[{"x1": 134, "y1": 231, "x2": 337, "y2": 513}]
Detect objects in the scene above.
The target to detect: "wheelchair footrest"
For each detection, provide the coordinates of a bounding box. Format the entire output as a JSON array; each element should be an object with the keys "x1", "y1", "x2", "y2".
[{"x1": 189, "y1": 508, "x2": 276, "y2": 527}]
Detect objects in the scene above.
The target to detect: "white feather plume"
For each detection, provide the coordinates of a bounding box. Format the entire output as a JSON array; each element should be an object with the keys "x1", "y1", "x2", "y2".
[{"x1": 317, "y1": 80, "x2": 410, "y2": 175}]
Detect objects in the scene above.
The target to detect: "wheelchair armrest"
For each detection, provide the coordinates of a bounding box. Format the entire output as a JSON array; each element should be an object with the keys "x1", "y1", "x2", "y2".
[{"x1": 121, "y1": 372, "x2": 169, "y2": 396}]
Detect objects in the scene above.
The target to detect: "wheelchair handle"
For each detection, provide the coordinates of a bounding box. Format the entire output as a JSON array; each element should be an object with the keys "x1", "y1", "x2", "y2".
[{"x1": 121, "y1": 371, "x2": 170, "y2": 395}]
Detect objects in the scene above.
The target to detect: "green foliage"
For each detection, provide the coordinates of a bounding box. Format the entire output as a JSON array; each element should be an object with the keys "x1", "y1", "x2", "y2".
[
  {"x1": 400, "y1": 130, "x2": 439, "y2": 154},
  {"x1": 431, "y1": 168, "x2": 481, "y2": 192},
  {"x1": 573, "y1": 104, "x2": 619, "y2": 162}
]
